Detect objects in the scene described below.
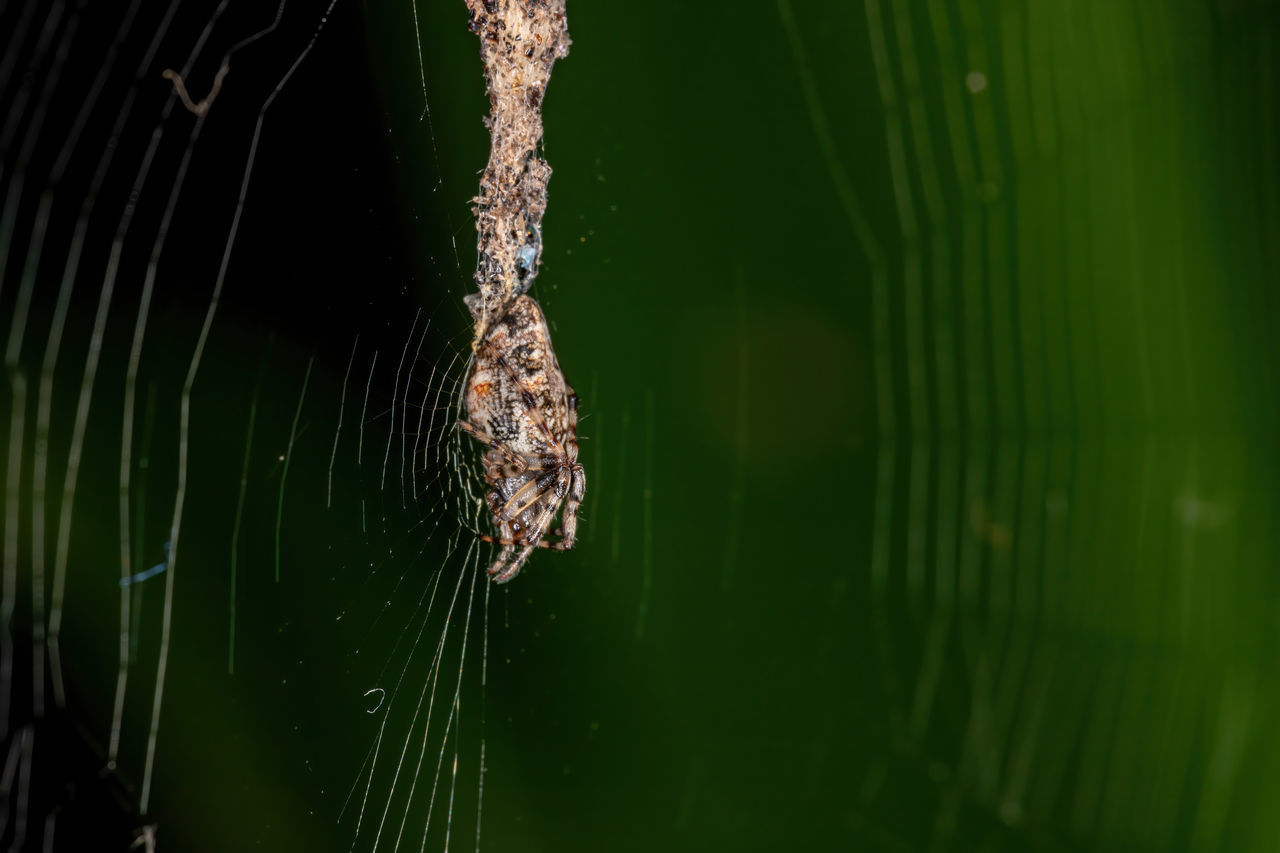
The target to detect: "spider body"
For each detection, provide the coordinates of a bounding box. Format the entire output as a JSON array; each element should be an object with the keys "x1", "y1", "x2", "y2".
[{"x1": 460, "y1": 295, "x2": 584, "y2": 583}]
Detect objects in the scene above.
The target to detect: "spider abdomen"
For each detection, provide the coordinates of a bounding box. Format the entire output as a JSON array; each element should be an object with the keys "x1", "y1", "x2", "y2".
[{"x1": 465, "y1": 297, "x2": 569, "y2": 452}]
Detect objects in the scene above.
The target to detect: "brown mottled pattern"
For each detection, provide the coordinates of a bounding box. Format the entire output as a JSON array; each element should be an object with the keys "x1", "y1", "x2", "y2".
[
  {"x1": 463, "y1": 0, "x2": 571, "y2": 348},
  {"x1": 460, "y1": 295, "x2": 584, "y2": 583},
  {"x1": 465, "y1": 296, "x2": 570, "y2": 454}
]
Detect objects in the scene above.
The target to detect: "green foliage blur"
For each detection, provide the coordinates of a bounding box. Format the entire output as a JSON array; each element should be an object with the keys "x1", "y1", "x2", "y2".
[{"x1": 378, "y1": 1, "x2": 1280, "y2": 849}]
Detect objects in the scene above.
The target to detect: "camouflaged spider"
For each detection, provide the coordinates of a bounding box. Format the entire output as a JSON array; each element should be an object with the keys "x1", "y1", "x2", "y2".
[{"x1": 459, "y1": 295, "x2": 585, "y2": 583}]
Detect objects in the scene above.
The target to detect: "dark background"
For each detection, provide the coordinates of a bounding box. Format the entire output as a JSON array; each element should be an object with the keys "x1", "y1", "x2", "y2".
[{"x1": 2, "y1": 0, "x2": 1279, "y2": 850}]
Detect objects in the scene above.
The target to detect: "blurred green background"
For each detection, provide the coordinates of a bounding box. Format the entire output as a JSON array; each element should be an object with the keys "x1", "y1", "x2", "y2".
[{"x1": 2, "y1": 0, "x2": 1279, "y2": 850}]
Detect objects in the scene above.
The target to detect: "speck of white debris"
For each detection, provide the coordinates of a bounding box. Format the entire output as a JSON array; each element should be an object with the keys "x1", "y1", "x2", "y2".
[{"x1": 966, "y1": 71, "x2": 988, "y2": 93}]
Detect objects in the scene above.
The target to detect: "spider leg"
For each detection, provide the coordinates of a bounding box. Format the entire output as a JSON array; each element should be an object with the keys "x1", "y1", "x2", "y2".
[
  {"x1": 481, "y1": 470, "x2": 567, "y2": 582},
  {"x1": 457, "y1": 419, "x2": 527, "y2": 473},
  {"x1": 516, "y1": 472, "x2": 565, "y2": 542},
  {"x1": 483, "y1": 473, "x2": 576, "y2": 555},
  {"x1": 491, "y1": 545, "x2": 535, "y2": 584},
  {"x1": 545, "y1": 388, "x2": 584, "y2": 549},
  {"x1": 497, "y1": 470, "x2": 560, "y2": 521},
  {"x1": 564, "y1": 388, "x2": 579, "y2": 462},
  {"x1": 485, "y1": 541, "x2": 518, "y2": 581},
  {"x1": 483, "y1": 512, "x2": 518, "y2": 579},
  {"x1": 521, "y1": 453, "x2": 563, "y2": 470},
  {"x1": 490, "y1": 402, "x2": 583, "y2": 552},
  {"x1": 482, "y1": 534, "x2": 570, "y2": 550},
  {"x1": 556, "y1": 463, "x2": 585, "y2": 549},
  {"x1": 522, "y1": 470, "x2": 584, "y2": 552},
  {"x1": 481, "y1": 523, "x2": 576, "y2": 551},
  {"x1": 492, "y1": 452, "x2": 557, "y2": 481}
]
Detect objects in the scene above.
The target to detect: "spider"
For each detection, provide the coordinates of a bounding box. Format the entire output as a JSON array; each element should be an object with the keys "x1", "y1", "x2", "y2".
[{"x1": 459, "y1": 294, "x2": 585, "y2": 583}]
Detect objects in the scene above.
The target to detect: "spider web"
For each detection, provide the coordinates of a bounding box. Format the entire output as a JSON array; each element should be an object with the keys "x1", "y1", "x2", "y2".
[
  {"x1": 5, "y1": 0, "x2": 1279, "y2": 851},
  {"x1": 0, "y1": 1, "x2": 505, "y2": 850},
  {"x1": 780, "y1": 0, "x2": 1280, "y2": 848}
]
